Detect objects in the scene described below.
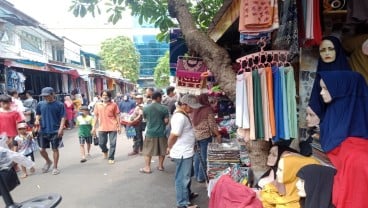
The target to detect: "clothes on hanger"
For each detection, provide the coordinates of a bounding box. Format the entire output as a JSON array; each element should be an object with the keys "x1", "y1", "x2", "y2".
[{"x1": 235, "y1": 45, "x2": 297, "y2": 141}]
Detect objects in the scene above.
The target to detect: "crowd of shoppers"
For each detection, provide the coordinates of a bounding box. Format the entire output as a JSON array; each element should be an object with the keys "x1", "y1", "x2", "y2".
[{"x1": 0, "y1": 86, "x2": 215, "y2": 208}]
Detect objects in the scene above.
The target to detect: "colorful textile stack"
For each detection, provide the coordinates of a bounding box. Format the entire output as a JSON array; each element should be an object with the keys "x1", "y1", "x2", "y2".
[
  {"x1": 175, "y1": 56, "x2": 208, "y2": 95},
  {"x1": 207, "y1": 142, "x2": 244, "y2": 179},
  {"x1": 238, "y1": 0, "x2": 279, "y2": 34}
]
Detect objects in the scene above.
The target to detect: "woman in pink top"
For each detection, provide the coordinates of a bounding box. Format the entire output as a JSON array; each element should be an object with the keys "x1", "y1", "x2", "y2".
[{"x1": 64, "y1": 96, "x2": 74, "y2": 129}]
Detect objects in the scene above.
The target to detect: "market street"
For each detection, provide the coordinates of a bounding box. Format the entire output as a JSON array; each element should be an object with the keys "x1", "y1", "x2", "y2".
[{"x1": 1, "y1": 128, "x2": 208, "y2": 208}]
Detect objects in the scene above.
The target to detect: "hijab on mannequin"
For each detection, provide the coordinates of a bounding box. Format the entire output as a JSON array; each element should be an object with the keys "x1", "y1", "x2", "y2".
[
  {"x1": 306, "y1": 107, "x2": 320, "y2": 127},
  {"x1": 309, "y1": 36, "x2": 352, "y2": 121},
  {"x1": 296, "y1": 164, "x2": 336, "y2": 208}
]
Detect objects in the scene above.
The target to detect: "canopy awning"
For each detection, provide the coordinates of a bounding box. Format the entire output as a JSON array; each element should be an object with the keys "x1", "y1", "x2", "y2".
[{"x1": 47, "y1": 64, "x2": 80, "y2": 78}]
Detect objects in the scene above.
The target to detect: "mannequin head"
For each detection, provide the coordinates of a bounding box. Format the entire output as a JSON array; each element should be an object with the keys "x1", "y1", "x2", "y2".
[
  {"x1": 267, "y1": 146, "x2": 278, "y2": 166},
  {"x1": 319, "y1": 39, "x2": 336, "y2": 63},
  {"x1": 296, "y1": 164, "x2": 336, "y2": 208},
  {"x1": 296, "y1": 179, "x2": 306, "y2": 197},
  {"x1": 320, "y1": 79, "x2": 332, "y2": 103},
  {"x1": 276, "y1": 155, "x2": 320, "y2": 184},
  {"x1": 306, "y1": 106, "x2": 320, "y2": 127}
]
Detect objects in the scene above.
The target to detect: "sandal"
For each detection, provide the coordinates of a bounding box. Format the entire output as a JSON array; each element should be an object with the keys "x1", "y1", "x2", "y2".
[
  {"x1": 156, "y1": 166, "x2": 165, "y2": 171},
  {"x1": 42, "y1": 162, "x2": 52, "y2": 173},
  {"x1": 139, "y1": 168, "x2": 152, "y2": 174},
  {"x1": 190, "y1": 192, "x2": 199, "y2": 200}
]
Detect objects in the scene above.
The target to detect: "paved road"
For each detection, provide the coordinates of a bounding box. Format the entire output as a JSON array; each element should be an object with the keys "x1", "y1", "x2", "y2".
[{"x1": 1, "y1": 128, "x2": 208, "y2": 208}]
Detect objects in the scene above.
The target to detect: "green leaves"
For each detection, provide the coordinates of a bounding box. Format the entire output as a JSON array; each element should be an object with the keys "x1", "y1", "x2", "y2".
[
  {"x1": 69, "y1": 0, "x2": 223, "y2": 41},
  {"x1": 69, "y1": 0, "x2": 101, "y2": 18},
  {"x1": 154, "y1": 51, "x2": 170, "y2": 87},
  {"x1": 99, "y1": 36, "x2": 140, "y2": 83}
]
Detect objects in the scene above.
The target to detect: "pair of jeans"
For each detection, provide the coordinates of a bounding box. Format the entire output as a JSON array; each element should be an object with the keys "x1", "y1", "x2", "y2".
[
  {"x1": 133, "y1": 123, "x2": 144, "y2": 152},
  {"x1": 98, "y1": 131, "x2": 117, "y2": 160},
  {"x1": 173, "y1": 156, "x2": 193, "y2": 207},
  {"x1": 194, "y1": 137, "x2": 212, "y2": 182}
]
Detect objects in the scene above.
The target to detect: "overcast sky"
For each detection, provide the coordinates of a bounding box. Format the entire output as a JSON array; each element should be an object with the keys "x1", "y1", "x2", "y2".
[{"x1": 8, "y1": 0, "x2": 135, "y2": 53}]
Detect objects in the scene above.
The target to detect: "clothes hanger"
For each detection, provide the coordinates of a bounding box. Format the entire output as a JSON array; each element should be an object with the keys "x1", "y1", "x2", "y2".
[{"x1": 236, "y1": 37, "x2": 290, "y2": 69}]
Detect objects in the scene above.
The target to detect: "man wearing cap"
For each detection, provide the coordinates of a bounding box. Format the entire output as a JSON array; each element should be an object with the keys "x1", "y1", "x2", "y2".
[
  {"x1": 126, "y1": 94, "x2": 144, "y2": 156},
  {"x1": 166, "y1": 94, "x2": 202, "y2": 208},
  {"x1": 35, "y1": 87, "x2": 66, "y2": 175},
  {"x1": 139, "y1": 91, "x2": 169, "y2": 173}
]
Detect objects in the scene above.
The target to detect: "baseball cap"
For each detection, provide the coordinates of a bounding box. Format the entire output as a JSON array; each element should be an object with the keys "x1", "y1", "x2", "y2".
[
  {"x1": 17, "y1": 122, "x2": 28, "y2": 129},
  {"x1": 40, "y1": 87, "x2": 54, "y2": 96},
  {"x1": 135, "y1": 94, "x2": 143, "y2": 99},
  {"x1": 180, "y1": 94, "x2": 202, "y2": 109}
]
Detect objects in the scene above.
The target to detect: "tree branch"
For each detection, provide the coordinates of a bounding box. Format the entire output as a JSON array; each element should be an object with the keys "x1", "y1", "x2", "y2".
[{"x1": 169, "y1": 0, "x2": 236, "y2": 101}]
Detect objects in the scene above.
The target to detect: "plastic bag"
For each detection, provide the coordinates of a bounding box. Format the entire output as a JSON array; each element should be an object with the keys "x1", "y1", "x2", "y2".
[{"x1": 0, "y1": 134, "x2": 35, "y2": 170}]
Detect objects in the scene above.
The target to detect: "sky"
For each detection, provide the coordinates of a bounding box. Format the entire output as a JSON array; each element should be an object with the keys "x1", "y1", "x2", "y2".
[{"x1": 8, "y1": 0, "x2": 135, "y2": 53}]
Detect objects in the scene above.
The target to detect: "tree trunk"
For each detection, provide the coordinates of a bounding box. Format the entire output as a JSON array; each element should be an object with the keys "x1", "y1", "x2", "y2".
[
  {"x1": 169, "y1": 0, "x2": 268, "y2": 174},
  {"x1": 169, "y1": 0, "x2": 236, "y2": 101}
]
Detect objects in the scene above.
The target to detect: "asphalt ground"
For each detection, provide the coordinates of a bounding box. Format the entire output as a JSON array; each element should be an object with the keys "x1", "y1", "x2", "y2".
[{"x1": 0, "y1": 128, "x2": 209, "y2": 208}]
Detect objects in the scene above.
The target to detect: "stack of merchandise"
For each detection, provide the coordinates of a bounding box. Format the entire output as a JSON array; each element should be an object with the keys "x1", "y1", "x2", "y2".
[{"x1": 207, "y1": 142, "x2": 242, "y2": 179}]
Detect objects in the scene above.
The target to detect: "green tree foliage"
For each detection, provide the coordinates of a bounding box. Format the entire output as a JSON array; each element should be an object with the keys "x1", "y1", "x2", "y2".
[
  {"x1": 69, "y1": 0, "x2": 222, "y2": 42},
  {"x1": 153, "y1": 51, "x2": 170, "y2": 87},
  {"x1": 99, "y1": 36, "x2": 140, "y2": 82}
]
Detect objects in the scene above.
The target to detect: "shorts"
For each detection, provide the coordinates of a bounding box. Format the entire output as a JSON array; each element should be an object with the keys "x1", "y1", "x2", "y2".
[
  {"x1": 39, "y1": 133, "x2": 62, "y2": 149},
  {"x1": 79, "y1": 136, "x2": 92, "y2": 144},
  {"x1": 142, "y1": 137, "x2": 167, "y2": 156}
]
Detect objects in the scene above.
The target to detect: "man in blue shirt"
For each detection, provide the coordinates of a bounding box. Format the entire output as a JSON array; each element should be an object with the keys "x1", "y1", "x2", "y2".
[{"x1": 35, "y1": 87, "x2": 66, "y2": 175}]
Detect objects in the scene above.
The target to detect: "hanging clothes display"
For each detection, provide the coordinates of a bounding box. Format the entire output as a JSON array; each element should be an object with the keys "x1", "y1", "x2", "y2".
[
  {"x1": 273, "y1": 0, "x2": 299, "y2": 59},
  {"x1": 238, "y1": 0, "x2": 280, "y2": 34},
  {"x1": 62, "y1": 74, "x2": 68, "y2": 93},
  {"x1": 235, "y1": 74, "x2": 250, "y2": 129},
  {"x1": 235, "y1": 41, "x2": 298, "y2": 142},
  {"x1": 6, "y1": 69, "x2": 26, "y2": 93}
]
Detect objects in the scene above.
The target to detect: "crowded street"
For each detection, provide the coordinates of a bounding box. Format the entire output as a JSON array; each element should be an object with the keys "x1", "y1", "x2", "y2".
[{"x1": 0, "y1": 128, "x2": 208, "y2": 208}]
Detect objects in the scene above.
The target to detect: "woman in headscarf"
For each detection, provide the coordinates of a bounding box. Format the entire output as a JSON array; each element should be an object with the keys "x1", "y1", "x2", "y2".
[
  {"x1": 191, "y1": 94, "x2": 222, "y2": 183},
  {"x1": 260, "y1": 154, "x2": 320, "y2": 208},
  {"x1": 64, "y1": 96, "x2": 74, "y2": 129},
  {"x1": 296, "y1": 164, "x2": 336, "y2": 208},
  {"x1": 317, "y1": 70, "x2": 368, "y2": 208},
  {"x1": 308, "y1": 36, "x2": 352, "y2": 121}
]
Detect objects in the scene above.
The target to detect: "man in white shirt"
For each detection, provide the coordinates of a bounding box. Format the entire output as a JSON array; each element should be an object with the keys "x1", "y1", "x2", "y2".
[{"x1": 167, "y1": 94, "x2": 201, "y2": 208}]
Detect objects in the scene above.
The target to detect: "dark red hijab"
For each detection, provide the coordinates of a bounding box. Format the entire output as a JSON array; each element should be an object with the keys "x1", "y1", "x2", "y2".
[{"x1": 192, "y1": 94, "x2": 213, "y2": 126}]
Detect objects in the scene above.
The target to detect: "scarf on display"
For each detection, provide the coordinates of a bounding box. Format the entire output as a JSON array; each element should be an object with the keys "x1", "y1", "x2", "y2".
[
  {"x1": 258, "y1": 143, "x2": 299, "y2": 183},
  {"x1": 327, "y1": 137, "x2": 368, "y2": 208},
  {"x1": 296, "y1": 164, "x2": 336, "y2": 208},
  {"x1": 318, "y1": 71, "x2": 368, "y2": 152},
  {"x1": 279, "y1": 155, "x2": 320, "y2": 205},
  {"x1": 260, "y1": 155, "x2": 320, "y2": 207},
  {"x1": 175, "y1": 57, "x2": 208, "y2": 95},
  {"x1": 308, "y1": 36, "x2": 352, "y2": 120},
  {"x1": 191, "y1": 94, "x2": 213, "y2": 127}
]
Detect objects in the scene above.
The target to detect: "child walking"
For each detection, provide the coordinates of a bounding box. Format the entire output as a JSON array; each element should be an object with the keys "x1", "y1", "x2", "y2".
[
  {"x1": 76, "y1": 106, "x2": 93, "y2": 163},
  {"x1": 13, "y1": 122, "x2": 36, "y2": 178}
]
